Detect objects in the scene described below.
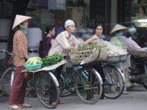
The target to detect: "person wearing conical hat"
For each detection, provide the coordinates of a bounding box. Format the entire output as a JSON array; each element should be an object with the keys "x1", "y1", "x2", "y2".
[
  {"x1": 110, "y1": 24, "x2": 134, "y2": 93},
  {"x1": 110, "y1": 24, "x2": 128, "y2": 45},
  {"x1": 9, "y1": 15, "x2": 32, "y2": 110}
]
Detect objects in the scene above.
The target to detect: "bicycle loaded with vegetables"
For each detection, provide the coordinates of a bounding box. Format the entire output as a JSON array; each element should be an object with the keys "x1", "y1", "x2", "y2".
[
  {"x1": 84, "y1": 23, "x2": 105, "y2": 99},
  {"x1": 9, "y1": 15, "x2": 32, "y2": 110},
  {"x1": 48, "y1": 19, "x2": 79, "y2": 106}
]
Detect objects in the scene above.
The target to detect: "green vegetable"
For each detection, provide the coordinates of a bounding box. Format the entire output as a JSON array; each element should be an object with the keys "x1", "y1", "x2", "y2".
[
  {"x1": 77, "y1": 44, "x2": 100, "y2": 51},
  {"x1": 42, "y1": 54, "x2": 64, "y2": 67}
]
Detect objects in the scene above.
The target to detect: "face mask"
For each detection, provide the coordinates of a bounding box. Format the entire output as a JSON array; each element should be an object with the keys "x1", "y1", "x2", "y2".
[
  {"x1": 115, "y1": 33, "x2": 122, "y2": 36},
  {"x1": 19, "y1": 24, "x2": 28, "y2": 35},
  {"x1": 115, "y1": 33, "x2": 125, "y2": 38}
]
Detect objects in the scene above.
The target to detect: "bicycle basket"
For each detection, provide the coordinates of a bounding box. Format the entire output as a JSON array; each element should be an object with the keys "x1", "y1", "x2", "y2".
[
  {"x1": 69, "y1": 45, "x2": 100, "y2": 65},
  {"x1": 104, "y1": 54, "x2": 128, "y2": 63},
  {"x1": 24, "y1": 62, "x2": 42, "y2": 71}
]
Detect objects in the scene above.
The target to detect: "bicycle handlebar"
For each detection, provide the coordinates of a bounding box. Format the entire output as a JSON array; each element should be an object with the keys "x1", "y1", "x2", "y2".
[
  {"x1": 28, "y1": 48, "x2": 39, "y2": 53},
  {"x1": 0, "y1": 48, "x2": 39, "y2": 56},
  {"x1": 0, "y1": 50, "x2": 13, "y2": 56}
]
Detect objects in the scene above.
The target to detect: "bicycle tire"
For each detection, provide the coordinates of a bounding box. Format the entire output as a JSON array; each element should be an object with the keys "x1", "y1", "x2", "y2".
[
  {"x1": 35, "y1": 71, "x2": 60, "y2": 109},
  {"x1": 103, "y1": 64, "x2": 125, "y2": 99},
  {"x1": 60, "y1": 68, "x2": 75, "y2": 97},
  {"x1": 1, "y1": 67, "x2": 14, "y2": 95},
  {"x1": 76, "y1": 66, "x2": 103, "y2": 104}
]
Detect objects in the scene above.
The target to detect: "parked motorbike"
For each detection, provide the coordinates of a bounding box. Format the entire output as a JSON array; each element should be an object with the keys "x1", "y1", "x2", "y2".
[
  {"x1": 129, "y1": 55, "x2": 147, "y2": 89},
  {"x1": 127, "y1": 26, "x2": 147, "y2": 89}
]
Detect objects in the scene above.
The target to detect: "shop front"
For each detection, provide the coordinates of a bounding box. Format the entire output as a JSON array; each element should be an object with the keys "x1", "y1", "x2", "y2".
[
  {"x1": 130, "y1": 0, "x2": 147, "y2": 47},
  {"x1": 0, "y1": 0, "x2": 140, "y2": 52}
]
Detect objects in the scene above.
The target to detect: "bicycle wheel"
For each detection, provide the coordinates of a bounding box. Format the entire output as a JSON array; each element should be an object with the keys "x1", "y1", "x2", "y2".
[
  {"x1": 76, "y1": 66, "x2": 103, "y2": 104},
  {"x1": 1, "y1": 67, "x2": 14, "y2": 95},
  {"x1": 60, "y1": 68, "x2": 75, "y2": 97},
  {"x1": 35, "y1": 71, "x2": 60, "y2": 109},
  {"x1": 103, "y1": 64, "x2": 125, "y2": 99},
  {"x1": 25, "y1": 79, "x2": 37, "y2": 98}
]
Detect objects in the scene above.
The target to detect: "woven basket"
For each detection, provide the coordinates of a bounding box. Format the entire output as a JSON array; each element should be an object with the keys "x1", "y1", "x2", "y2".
[{"x1": 69, "y1": 45, "x2": 100, "y2": 65}]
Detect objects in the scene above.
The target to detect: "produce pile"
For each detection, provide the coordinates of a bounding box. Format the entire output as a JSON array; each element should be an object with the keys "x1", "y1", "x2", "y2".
[
  {"x1": 77, "y1": 44, "x2": 100, "y2": 51},
  {"x1": 102, "y1": 41, "x2": 128, "y2": 56},
  {"x1": 42, "y1": 54, "x2": 64, "y2": 67},
  {"x1": 69, "y1": 44, "x2": 100, "y2": 65},
  {"x1": 107, "y1": 47, "x2": 127, "y2": 56},
  {"x1": 24, "y1": 57, "x2": 43, "y2": 71},
  {"x1": 25, "y1": 57, "x2": 42, "y2": 66},
  {"x1": 24, "y1": 54, "x2": 64, "y2": 71}
]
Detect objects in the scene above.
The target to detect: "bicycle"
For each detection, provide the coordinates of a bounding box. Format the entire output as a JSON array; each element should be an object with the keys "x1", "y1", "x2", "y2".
[
  {"x1": 21, "y1": 69, "x2": 60, "y2": 109},
  {"x1": 0, "y1": 50, "x2": 14, "y2": 95},
  {"x1": 60, "y1": 65, "x2": 103, "y2": 104},
  {"x1": 60, "y1": 63, "x2": 125, "y2": 100},
  {"x1": 0, "y1": 49, "x2": 63, "y2": 108},
  {"x1": 1, "y1": 49, "x2": 40, "y2": 95}
]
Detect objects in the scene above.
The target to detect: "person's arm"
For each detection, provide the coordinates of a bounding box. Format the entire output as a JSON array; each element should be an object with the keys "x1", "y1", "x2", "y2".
[
  {"x1": 56, "y1": 33, "x2": 72, "y2": 49},
  {"x1": 127, "y1": 38, "x2": 144, "y2": 52},
  {"x1": 84, "y1": 36, "x2": 96, "y2": 45},
  {"x1": 84, "y1": 39, "x2": 92, "y2": 45}
]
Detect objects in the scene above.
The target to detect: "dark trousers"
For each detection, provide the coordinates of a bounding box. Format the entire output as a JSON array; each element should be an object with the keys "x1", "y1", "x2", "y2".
[
  {"x1": 49, "y1": 65, "x2": 63, "y2": 104},
  {"x1": 9, "y1": 66, "x2": 27, "y2": 105},
  {"x1": 90, "y1": 63, "x2": 105, "y2": 98}
]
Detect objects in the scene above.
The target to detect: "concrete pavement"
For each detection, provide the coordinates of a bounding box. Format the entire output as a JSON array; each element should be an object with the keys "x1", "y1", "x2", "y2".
[{"x1": 0, "y1": 85, "x2": 147, "y2": 110}]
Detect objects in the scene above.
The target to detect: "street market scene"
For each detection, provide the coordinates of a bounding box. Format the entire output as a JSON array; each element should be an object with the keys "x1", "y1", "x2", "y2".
[{"x1": 0, "y1": 0, "x2": 147, "y2": 110}]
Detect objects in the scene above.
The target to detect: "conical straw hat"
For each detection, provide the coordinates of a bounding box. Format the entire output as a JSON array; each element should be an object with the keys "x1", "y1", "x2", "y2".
[
  {"x1": 110, "y1": 24, "x2": 127, "y2": 34},
  {"x1": 12, "y1": 15, "x2": 32, "y2": 30}
]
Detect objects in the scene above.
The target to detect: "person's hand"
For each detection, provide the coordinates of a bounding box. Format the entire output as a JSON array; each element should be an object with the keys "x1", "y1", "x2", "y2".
[{"x1": 72, "y1": 46, "x2": 77, "y2": 51}]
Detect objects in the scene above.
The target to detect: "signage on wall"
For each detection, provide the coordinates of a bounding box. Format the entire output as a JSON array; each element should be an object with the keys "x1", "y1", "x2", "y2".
[
  {"x1": 48, "y1": 0, "x2": 66, "y2": 10},
  {"x1": 133, "y1": 19, "x2": 147, "y2": 27}
]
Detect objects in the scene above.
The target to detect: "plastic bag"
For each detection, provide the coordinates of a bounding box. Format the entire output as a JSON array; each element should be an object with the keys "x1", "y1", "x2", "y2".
[{"x1": 7, "y1": 56, "x2": 13, "y2": 66}]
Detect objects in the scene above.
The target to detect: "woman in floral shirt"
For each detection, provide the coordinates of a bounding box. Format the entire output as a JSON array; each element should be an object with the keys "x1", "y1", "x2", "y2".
[{"x1": 9, "y1": 15, "x2": 32, "y2": 110}]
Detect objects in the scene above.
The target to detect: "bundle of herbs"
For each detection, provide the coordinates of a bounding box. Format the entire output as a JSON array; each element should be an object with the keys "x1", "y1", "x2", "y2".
[{"x1": 42, "y1": 54, "x2": 64, "y2": 67}]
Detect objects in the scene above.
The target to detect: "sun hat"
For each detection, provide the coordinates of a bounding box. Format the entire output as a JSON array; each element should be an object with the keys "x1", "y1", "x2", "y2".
[
  {"x1": 110, "y1": 24, "x2": 127, "y2": 34},
  {"x1": 12, "y1": 15, "x2": 32, "y2": 30},
  {"x1": 64, "y1": 19, "x2": 75, "y2": 28}
]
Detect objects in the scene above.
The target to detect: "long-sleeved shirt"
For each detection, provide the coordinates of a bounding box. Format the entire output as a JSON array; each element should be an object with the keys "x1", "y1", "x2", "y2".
[
  {"x1": 13, "y1": 30, "x2": 29, "y2": 67},
  {"x1": 48, "y1": 31, "x2": 79, "y2": 56},
  {"x1": 110, "y1": 36, "x2": 146, "y2": 52},
  {"x1": 110, "y1": 36, "x2": 147, "y2": 69},
  {"x1": 88, "y1": 34, "x2": 106, "y2": 46}
]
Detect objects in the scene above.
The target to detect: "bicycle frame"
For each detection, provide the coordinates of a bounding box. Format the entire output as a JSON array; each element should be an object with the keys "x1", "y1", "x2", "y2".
[{"x1": 61, "y1": 65, "x2": 103, "y2": 90}]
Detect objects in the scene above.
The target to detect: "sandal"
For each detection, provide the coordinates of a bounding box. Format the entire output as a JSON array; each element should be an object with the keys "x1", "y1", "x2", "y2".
[
  {"x1": 51, "y1": 101, "x2": 64, "y2": 106},
  {"x1": 18, "y1": 103, "x2": 32, "y2": 108},
  {"x1": 59, "y1": 101, "x2": 64, "y2": 104},
  {"x1": 9, "y1": 105, "x2": 21, "y2": 110}
]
